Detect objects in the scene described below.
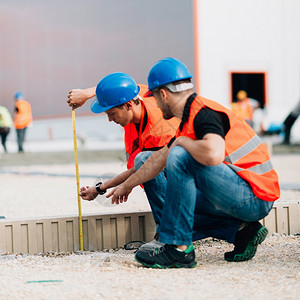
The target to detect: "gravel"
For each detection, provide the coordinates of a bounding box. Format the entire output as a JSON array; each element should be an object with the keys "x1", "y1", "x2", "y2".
[
  {"x1": 0, "y1": 235, "x2": 299, "y2": 300},
  {"x1": 0, "y1": 151, "x2": 299, "y2": 299}
]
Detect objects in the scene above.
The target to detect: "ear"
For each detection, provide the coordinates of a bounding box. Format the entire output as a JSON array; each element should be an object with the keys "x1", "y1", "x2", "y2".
[
  {"x1": 124, "y1": 101, "x2": 133, "y2": 111},
  {"x1": 159, "y1": 88, "x2": 168, "y2": 102}
]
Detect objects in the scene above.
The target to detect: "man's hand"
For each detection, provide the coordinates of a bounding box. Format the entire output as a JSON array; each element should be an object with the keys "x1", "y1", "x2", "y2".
[
  {"x1": 168, "y1": 136, "x2": 185, "y2": 150},
  {"x1": 106, "y1": 184, "x2": 132, "y2": 205},
  {"x1": 79, "y1": 186, "x2": 98, "y2": 201},
  {"x1": 67, "y1": 89, "x2": 89, "y2": 109}
]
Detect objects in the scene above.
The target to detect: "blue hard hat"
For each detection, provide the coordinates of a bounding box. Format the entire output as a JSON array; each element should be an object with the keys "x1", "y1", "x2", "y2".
[
  {"x1": 144, "y1": 57, "x2": 192, "y2": 97},
  {"x1": 15, "y1": 91, "x2": 24, "y2": 99},
  {"x1": 91, "y1": 72, "x2": 140, "y2": 113}
]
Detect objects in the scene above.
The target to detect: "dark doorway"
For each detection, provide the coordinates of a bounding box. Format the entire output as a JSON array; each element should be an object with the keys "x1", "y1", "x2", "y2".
[{"x1": 231, "y1": 72, "x2": 266, "y2": 108}]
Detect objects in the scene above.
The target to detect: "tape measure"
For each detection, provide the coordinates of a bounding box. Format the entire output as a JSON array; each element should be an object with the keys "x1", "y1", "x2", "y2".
[{"x1": 72, "y1": 109, "x2": 83, "y2": 251}]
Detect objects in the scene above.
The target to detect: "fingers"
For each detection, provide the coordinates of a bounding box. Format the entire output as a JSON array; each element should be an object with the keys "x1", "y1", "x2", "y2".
[
  {"x1": 106, "y1": 187, "x2": 129, "y2": 205},
  {"x1": 111, "y1": 194, "x2": 127, "y2": 205},
  {"x1": 79, "y1": 186, "x2": 92, "y2": 199},
  {"x1": 106, "y1": 188, "x2": 115, "y2": 198},
  {"x1": 80, "y1": 186, "x2": 89, "y2": 192},
  {"x1": 67, "y1": 90, "x2": 79, "y2": 108}
]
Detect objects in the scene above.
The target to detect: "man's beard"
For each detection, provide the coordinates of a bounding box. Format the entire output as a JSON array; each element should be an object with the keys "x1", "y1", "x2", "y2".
[{"x1": 162, "y1": 104, "x2": 174, "y2": 119}]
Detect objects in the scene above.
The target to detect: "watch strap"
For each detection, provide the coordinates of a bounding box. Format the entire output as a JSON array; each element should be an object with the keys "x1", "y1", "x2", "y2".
[{"x1": 95, "y1": 182, "x2": 106, "y2": 195}]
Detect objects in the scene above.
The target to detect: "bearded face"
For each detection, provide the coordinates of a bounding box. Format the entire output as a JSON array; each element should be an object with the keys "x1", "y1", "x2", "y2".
[{"x1": 153, "y1": 91, "x2": 174, "y2": 120}]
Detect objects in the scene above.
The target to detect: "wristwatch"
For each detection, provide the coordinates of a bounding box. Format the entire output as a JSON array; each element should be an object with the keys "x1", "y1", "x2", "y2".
[{"x1": 95, "y1": 182, "x2": 107, "y2": 195}]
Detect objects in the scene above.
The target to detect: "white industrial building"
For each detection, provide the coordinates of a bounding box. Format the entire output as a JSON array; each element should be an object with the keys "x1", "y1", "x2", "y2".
[{"x1": 193, "y1": 0, "x2": 300, "y2": 140}]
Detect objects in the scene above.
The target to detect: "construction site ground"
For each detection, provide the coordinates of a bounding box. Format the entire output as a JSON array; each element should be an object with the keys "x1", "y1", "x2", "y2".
[{"x1": 0, "y1": 143, "x2": 299, "y2": 299}]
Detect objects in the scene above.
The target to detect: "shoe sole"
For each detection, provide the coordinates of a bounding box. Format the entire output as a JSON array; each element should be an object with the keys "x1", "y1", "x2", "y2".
[
  {"x1": 135, "y1": 257, "x2": 197, "y2": 269},
  {"x1": 225, "y1": 226, "x2": 268, "y2": 262}
]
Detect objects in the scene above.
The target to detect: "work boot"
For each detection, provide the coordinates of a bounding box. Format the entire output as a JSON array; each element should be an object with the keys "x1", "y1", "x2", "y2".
[
  {"x1": 138, "y1": 232, "x2": 165, "y2": 252},
  {"x1": 135, "y1": 244, "x2": 197, "y2": 269},
  {"x1": 224, "y1": 221, "x2": 268, "y2": 262}
]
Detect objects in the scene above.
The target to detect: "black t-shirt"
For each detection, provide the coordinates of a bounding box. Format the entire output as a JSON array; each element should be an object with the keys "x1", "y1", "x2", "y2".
[{"x1": 168, "y1": 93, "x2": 230, "y2": 147}]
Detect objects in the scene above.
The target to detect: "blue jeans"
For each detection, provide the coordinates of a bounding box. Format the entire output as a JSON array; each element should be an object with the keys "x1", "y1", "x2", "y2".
[{"x1": 134, "y1": 147, "x2": 273, "y2": 245}]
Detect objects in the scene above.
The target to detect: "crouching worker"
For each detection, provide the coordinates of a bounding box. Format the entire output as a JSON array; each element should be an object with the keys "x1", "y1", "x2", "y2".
[
  {"x1": 106, "y1": 58, "x2": 280, "y2": 269},
  {"x1": 74, "y1": 73, "x2": 179, "y2": 250}
]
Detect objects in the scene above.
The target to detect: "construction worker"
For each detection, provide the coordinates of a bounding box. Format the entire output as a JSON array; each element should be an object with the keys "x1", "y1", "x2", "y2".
[
  {"x1": 13, "y1": 92, "x2": 32, "y2": 152},
  {"x1": 106, "y1": 58, "x2": 280, "y2": 269},
  {"x1": 282, "y1": 98, "x2": 300, "y2": 144},
  {"x1": 69, "y1": 73, "x2": 180, "y2": 248},
  {"x1": 0, "y1": 105, "x2": 13, "y2": 153},
  {"x1": 232, "y1": 90, "x2": 259, "y2": 128},
  {"x1": 67, "y1": 73, "x2": 179, "y2": 169}
]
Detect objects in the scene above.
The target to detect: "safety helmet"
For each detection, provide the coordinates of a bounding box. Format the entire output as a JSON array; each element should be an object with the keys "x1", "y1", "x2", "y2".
[
  {"x1": 91, "y1": 72, "x2": 140, "y2": 113},
  {"x1": 144, "y1": 57, "x2": 192, "y2": 97},
  {"x1": 237, "y1": 90, "x2": 247, "y2": 101},
  {"x1": 14, "y1": 91, "x2": 24, "y2": 99}
]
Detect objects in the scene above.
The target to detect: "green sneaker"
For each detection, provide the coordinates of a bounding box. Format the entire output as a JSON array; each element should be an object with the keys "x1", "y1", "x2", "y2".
[
  {"x1": 224, "y1": 221, "x2": 268, "y2": 262},
  {"x1": 135, "y1": 244, "x2": 197, "y2": 269}
]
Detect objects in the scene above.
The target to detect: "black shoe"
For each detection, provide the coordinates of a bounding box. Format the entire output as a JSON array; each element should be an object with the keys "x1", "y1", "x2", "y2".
[
  {"x1": 135, "y1": 244, "x2": 197, "y2": 269},
  {"x1": 138, "y1": 232, "x2": 165, "y2": 252},
  {"x1": 224, "y1": 221, "x2": 268, "y2": 262}
]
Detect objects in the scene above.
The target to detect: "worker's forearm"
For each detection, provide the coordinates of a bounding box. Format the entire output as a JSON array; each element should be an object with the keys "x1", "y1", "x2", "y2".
[
  {"x1": 123, "y1": 147, "x2": 168, "y2": 190},
  {"x1": 84, "y1": 86, "x2": 97, "y2": 99},
  {"x1": 175, "y1": 135, "x2": 225, "y2": 166},
  {"x1": 101, "y1": 167, "x2": 136, "y2": 190}
]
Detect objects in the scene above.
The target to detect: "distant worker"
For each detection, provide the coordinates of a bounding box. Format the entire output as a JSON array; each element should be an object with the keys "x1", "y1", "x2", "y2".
[
  {"x1": 13, "y1": 92, "x2": 32, "y2": 153},
  {"x1": 282, "y1": 99, "x2": 300, "y2": 144},
  {"x1": 232, "y1": 90, "x2": 260, "y2": 128},
  {"x1": 0, "y1": 105, "x2": 13, "y2": 153},
  {"x1": 68, "y1": 73, "x2": 180, "y2": 250}
]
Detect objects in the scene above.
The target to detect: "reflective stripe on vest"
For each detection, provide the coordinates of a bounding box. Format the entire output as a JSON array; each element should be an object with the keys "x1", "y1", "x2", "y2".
[
  {"x1": 124, "y1": 84, "x2": 180, "y2": 169},
  {"x1": 176, "y1": 95, "x2": 280, "y2": 202},
  {"x1": 227, "y1": 160, "x2": 274, "y2": 175},
  {"x1": 224, "y1": 135, "x2": 262, "y2": 164},
  {"x1": 224, "y1": 135, "x2": 274, "y2": 174}
]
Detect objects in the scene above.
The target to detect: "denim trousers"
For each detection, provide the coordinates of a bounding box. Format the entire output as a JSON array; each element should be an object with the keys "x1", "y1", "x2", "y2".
[{"x1": 134, "y1": 146, "x2": 273, "y2": 245}]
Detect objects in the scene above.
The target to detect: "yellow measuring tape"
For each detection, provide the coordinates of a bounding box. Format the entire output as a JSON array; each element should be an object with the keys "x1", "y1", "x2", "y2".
[{"x1": 72, "y1": 109, "x2": 83, "y2": 251}]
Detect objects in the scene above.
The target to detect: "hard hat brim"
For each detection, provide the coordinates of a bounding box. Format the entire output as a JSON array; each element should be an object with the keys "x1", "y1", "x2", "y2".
[
  {"x1": 90, "y1": 99, "x2": 116, "y2": 114},
  {"x1": 143, "y1": 90, "x2": 153, "y2": 98}
]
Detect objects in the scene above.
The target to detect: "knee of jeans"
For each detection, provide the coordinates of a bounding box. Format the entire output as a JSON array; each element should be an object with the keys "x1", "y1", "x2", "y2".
[
  {"x1": 134, "y1": 151, "x2": 154, "y2": 170},
  {"x1": 167, "y1": 146, "x2": 189, "y2": 171}
]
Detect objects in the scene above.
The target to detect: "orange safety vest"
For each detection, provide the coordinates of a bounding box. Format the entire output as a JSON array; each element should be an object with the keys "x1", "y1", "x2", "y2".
[
  {"x1": 231, "y1": 98, "x2": 253, "y2": 122},
  {"x1": 176, "y1": 95, "x2": 280, "y2": 202},
  {"x1": 124, "y1": 84, "x2": 180, "y2": 169},
  {"x1": 14, "y1": 100, "x2": 32, "y2": 129}
]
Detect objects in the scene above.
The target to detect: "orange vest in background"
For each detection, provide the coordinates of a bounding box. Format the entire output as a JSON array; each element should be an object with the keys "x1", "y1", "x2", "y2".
[
  {"x1": 14, "y1": 100, "x2": 33, "y2": 129},
  {"x1": 231, "y1": 98, "x2": 253, "y2": 122},
  {"x1": 176, "y1": 95, "x2": 280, "y2": 202},
  {"x1": 124, "y1": 84, "x2": 180, "y2": 169}
]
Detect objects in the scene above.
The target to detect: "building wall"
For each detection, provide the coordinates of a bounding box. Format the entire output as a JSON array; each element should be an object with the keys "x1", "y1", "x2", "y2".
[
  {"x1": 195, "y1": 0, "x2": 300, "y2": 130},
  {"x1": 0, "y1": 0, "x2": 194, "y2": 117}
]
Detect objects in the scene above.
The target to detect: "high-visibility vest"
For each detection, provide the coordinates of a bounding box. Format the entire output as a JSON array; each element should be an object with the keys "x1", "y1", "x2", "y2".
[
  {"x1": 14, "y1": 100, "x2": 33, "y2": 129},
  {"x1": 176, "y1": 95, "x2": 280, "y2": 202},
  {"x1": 124, "y1": 84, "x2": 180, "y2": 169},
  {"x1": 0, "y1": 106, "x2": 13, "y2": 128},
  {"x1": 231, "y1": 98, "x2": 253, "y2": 122}
]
